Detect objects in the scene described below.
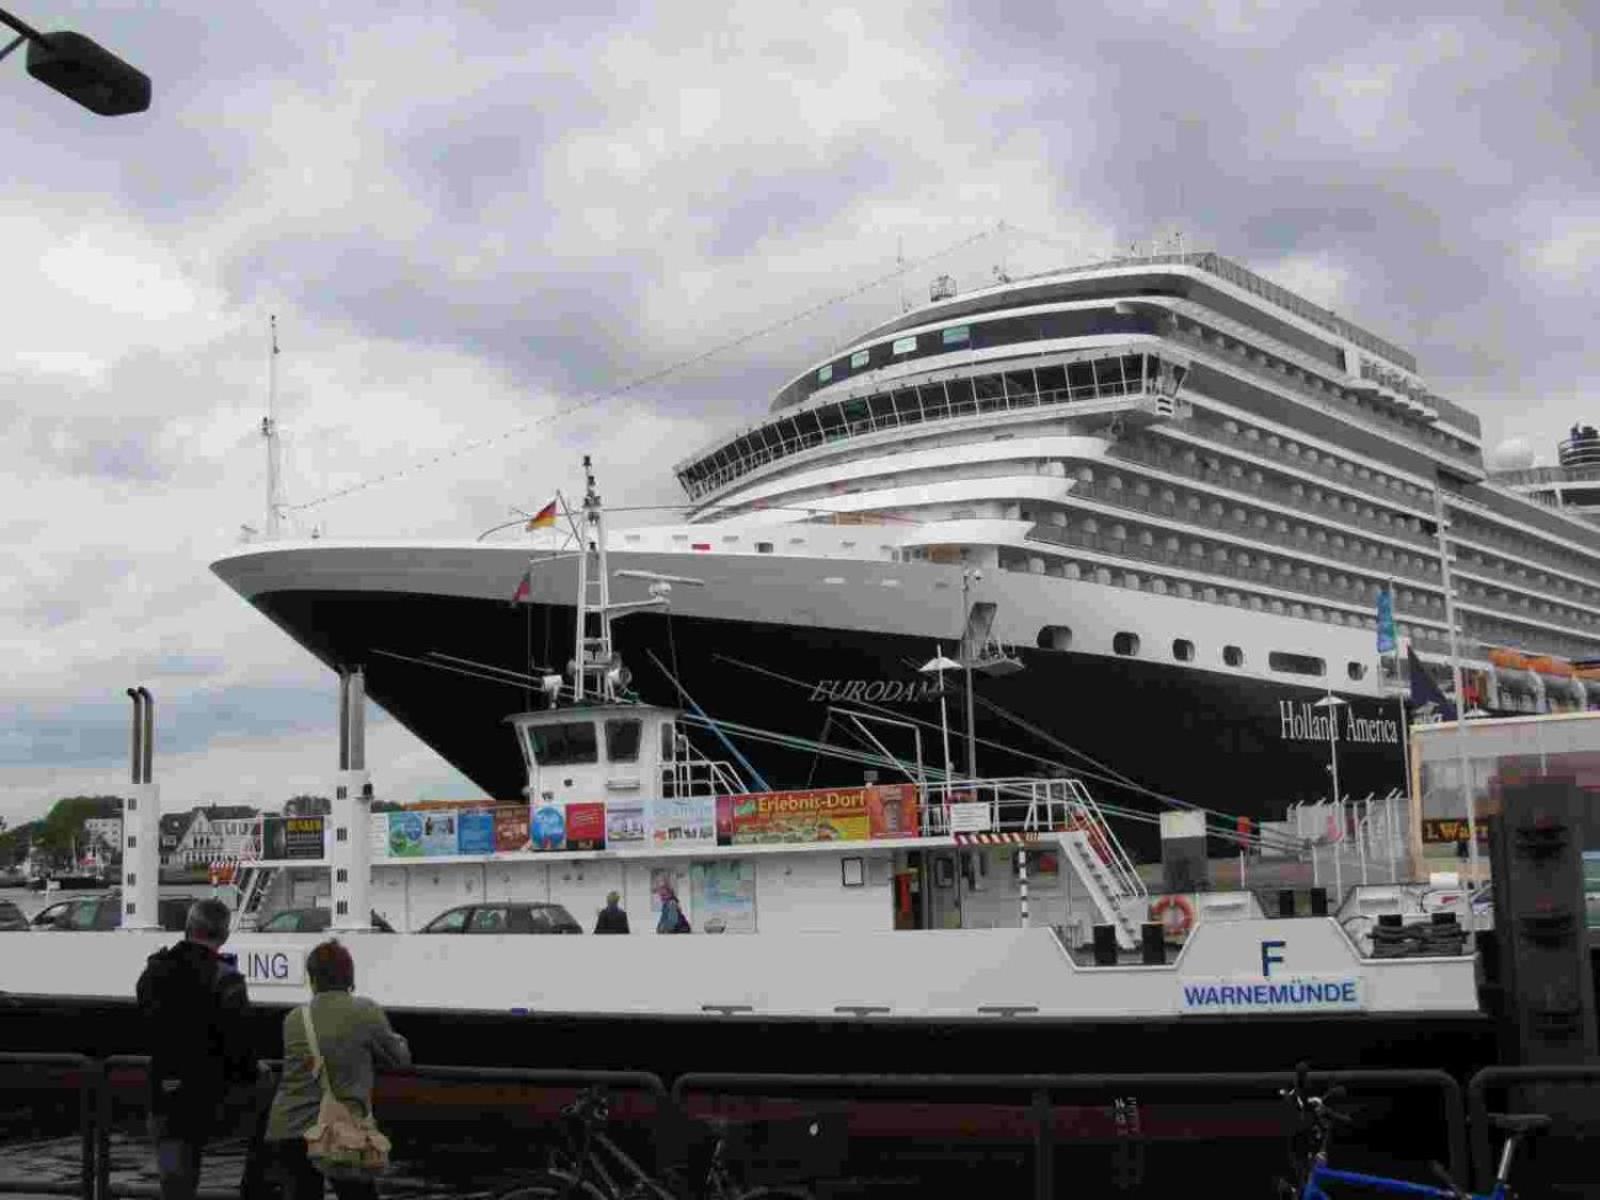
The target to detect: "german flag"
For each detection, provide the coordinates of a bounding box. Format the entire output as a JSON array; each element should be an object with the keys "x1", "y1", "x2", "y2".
[{"x1": 525, "y1": 499, "x2": 558, "y2": 531}]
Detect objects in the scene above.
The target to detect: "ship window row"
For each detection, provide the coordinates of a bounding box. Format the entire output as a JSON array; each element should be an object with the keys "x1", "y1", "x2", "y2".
[
  {"x1": 1163, "y1": 313, "x2": 1478, "y2": 465},
  {"x1": 1462, "y1": 613, "x2": 1600, "y2": 672},
  {"x1": 679, "y1": 348, "x2": 1187, "y2": 500},
  {"x1": 783, "y1": 305, "x2": 1163, "y2": 412},
  {"x1": 1025, "y1": 507, "x2": 1447, "y2": 617},
  {"x1": 1179, "y1": 413, "x2": 1437, "y2": 518},
  {"x1": 1454, "y1": 572, "x2": 1600, "y2": 630},
  {"x1": 1453, "y1": 515, "x2": 1600, "y2": 595},
  {"x1": 994, "y1": 544, "x2": 1452, "y2": 654},
  {"x1": 1455, "y1": 546, "x2": 1600, "y2": 610},
  {"x1": 1067, "y1": 466, "x2": 1440, "y2": 585},
  {"x1": 1044, "y1": 622, "x2": 1362, "y2": 682}
]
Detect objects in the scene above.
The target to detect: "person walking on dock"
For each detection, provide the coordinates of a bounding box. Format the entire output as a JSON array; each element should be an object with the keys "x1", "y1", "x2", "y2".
[
  {"x1": 265, "y1": 940, "x2": 411, "y2": 1200},
  {"x1": 135, "y1": 898, "x2": 273, "y2": 1200},
  {"x1": 656, "y1": 884, "x2": 690, "y2": 933},
  {"x1": 594, "y1": 891, "x2": 630, "y2": 934}
]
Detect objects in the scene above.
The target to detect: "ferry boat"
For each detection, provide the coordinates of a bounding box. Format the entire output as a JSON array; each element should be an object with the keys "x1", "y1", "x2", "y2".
[
  {"x1": 210, "y1": 250, "x2": 1600, "y2": 860},
  {"x1": 0, "y1": 463, "x2": 1496, "y2": 1098}
]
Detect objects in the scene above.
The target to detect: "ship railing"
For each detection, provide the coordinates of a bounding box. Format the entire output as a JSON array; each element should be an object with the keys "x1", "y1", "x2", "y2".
[{"x1": 915, "y1": 777, "x2": 1082, "y2": 838}]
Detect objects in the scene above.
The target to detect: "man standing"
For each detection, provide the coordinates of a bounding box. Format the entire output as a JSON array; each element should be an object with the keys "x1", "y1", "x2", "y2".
[
  {"x1": 593, "y1": 891, "x2": 630, "y2": 934},
  {"x1": 136, "y1": 898, "x2": 271, "y2": 1200}
]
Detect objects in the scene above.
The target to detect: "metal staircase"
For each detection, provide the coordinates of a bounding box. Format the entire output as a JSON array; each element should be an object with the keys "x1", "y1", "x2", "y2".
[
  {"x1": 1059, "y1": 779, "x2": 1147, "y2": 950},
  {"x1": 234, "y1": 864, "x2": 281, "y2": 930}
]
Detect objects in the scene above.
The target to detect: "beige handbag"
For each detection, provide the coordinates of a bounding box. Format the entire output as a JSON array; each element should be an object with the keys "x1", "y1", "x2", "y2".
[{"x1": 299, "y1": 1005, "x2": 392, "y2": 1180}]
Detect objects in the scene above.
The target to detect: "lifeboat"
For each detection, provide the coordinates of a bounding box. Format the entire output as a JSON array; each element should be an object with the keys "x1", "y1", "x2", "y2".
[
  {"x1": 1528, "y1": 656, "x2": 1574, "y2": 677},
  {"x1": 1577, "y1": 667, "x2": 1600, "y2": 683},
  {"x1": 1488, "y1": 647, "x2": 1530, "y2": 670}
]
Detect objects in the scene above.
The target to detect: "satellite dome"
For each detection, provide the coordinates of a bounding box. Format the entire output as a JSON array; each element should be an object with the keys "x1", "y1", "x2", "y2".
[{"x1": 1488, "y1": 437, "x2": 1535, "y2": 472}]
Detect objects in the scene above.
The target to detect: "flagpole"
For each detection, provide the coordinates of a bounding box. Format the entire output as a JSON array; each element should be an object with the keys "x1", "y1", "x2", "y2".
[
  {"x1": 1389, "y1": 578, "x2": 1412, "y2": 882},
  {"x1": 1433, "y1": 487, "x2": 1480, "y2": 939}
]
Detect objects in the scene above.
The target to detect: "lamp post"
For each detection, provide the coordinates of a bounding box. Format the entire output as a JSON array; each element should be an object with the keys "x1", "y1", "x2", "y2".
[
  {"x1": 917, "y1": 646, "x2": 959, "y2": 784},
  {"x1": 1313, "y1": 690, "x2": 1348, "y2": 904},
  {"x1": 0, "y1": 4, "x2": 150, "y2": 115}
]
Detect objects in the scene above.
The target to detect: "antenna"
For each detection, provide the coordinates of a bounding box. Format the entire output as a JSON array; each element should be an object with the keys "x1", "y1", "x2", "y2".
[
  {"x1": 897, "y1": 237, "x2": 908, "y2": 313},
  {"x1": 261, "y1": 315, "x2": 283, "y2": 539}
]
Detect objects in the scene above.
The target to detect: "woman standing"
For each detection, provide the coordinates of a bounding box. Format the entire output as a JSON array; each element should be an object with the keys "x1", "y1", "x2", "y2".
[{"x1": 265, "y1": 941, "x2": 411, "y2": 1200}]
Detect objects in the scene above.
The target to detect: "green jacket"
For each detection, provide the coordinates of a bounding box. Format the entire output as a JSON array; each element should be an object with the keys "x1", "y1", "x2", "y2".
[{"x1": 265, "y1": 990, "x2": 411, "y2": 1142}]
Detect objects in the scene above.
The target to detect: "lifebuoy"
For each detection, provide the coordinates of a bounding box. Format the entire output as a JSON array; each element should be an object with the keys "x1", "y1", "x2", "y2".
[{"x1": 1150, "y1": 894, "x2": 1195, "y2": 938}]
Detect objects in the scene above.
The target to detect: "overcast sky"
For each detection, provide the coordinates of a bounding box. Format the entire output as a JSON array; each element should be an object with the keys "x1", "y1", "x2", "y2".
[{"x1": 1, "y1": 1, "x2": 1594, "y2": 825}]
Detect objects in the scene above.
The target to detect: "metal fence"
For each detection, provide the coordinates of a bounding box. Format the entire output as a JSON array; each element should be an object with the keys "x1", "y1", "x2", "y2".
[{"x1": 3, "y1": 1054, "x2": 1596, "y2": 1199}]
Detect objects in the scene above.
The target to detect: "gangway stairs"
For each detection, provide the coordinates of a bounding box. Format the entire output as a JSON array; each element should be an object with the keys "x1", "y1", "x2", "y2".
[
  {"x1": 234, "y1": 863, "x2": 281, "y2": 930},
  {"x1": 1058, "y1": 779, "x2": 1147, "y2": 950}
]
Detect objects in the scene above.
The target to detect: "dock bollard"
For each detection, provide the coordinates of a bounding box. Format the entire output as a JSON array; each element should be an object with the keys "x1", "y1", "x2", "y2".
[
  {"x1": 1140, "y1": 922, "x2": 1165, "y2": 965},
  {"x1": 1092, "y1": 924, "x2": 1118, "y2": 966}
]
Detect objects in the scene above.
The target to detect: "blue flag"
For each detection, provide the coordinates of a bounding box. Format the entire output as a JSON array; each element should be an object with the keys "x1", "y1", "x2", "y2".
[{"x1": 1376, "y1": 585, "x2": 1397, "y2": 655}]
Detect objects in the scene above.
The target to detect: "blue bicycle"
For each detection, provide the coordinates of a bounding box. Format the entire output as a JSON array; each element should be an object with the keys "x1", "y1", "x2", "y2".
[{"x1": 1276, "y1": 1062, "x2": 1549, "y2": 1198}]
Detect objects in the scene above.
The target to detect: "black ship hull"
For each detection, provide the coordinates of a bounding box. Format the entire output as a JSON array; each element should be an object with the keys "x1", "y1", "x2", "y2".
[{"x1": 251, "y1": 589, "x2": 1409, "y2": 859}]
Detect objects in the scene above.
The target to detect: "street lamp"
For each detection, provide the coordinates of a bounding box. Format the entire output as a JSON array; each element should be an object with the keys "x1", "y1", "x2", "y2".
[
  {"x1": 1313, "y1": 690, "x2": 1348, "y2": 902},
  {"x1": 917, "y1": 646, "x2": 960, "y2": 783},
  {"x1": 0, "y1": 5, "x2": 150, "y2": 115},
  {"x1": 960, "y1": 568, "x2": 982, "y2": 780}
]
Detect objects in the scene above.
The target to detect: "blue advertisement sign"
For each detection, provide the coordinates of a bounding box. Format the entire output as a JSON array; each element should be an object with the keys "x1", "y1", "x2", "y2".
[
  {"x1": 531, "y1": 804, "x2": 566, "y2": 851},
  {"x1": 387, "y1": 812, "x2": 423, "y2": 858},
  {"x1": 457, "y1": 810, "x2": 494, "y2": 855}
]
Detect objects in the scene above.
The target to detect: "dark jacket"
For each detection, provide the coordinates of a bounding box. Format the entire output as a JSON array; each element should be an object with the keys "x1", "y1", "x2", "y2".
[
  {"x1": 594, "y1": 903, "x2": 630, "y2": 934},
  {"x1": 135, "y1": 940, "x2": 256, "y2": 1136},
  {"x1": 657, "y1": 897, "x2": 689, "y2": 933}
]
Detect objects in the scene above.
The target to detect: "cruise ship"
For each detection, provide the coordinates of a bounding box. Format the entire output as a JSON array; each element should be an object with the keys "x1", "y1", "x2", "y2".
[{"x1": 211, "y1": 250, "x2": 1600, "y2": 857}]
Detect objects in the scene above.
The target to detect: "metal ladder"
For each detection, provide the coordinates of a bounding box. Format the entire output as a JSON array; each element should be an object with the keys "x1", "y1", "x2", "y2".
[
  {"x1": 1060, "y1": 779, "x2": 1147, "y2": 950},
  {"x1": 235, "y1": 865, "x2": 280, "y2": 928}
]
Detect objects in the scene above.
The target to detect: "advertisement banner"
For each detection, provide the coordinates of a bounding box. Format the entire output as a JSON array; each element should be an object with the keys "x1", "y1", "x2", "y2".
[
  {"x1": 606, "y1": 801, "x2": 648, "y2": 846},
  {"x1": 420, "y1": 813, "x2": 458, "y2": 857},
  {"x1": 691, "y1": 859, "x2": 757, "y2": 934},
  {"x1": 493, "y1": 807, "x2": 530, "y2": 853},
  {"x1": 530, "y1": 804, "x2": 566, "y2": 851},
  {"x1": 866, "y1": 784, "x2": 919, "y2": 839},
  {"x1": 263, "y1": 816, "x2": 325, "y2": 861},
  {"x1": 730, "y1": 787, "x2": 871, "y2": 845},
  {"x1": 652, "y1": 796, "x2": 716, "y2": 846},
  {"x1": 715, "y1": 795, "x2": 736, "y2": 845},
  {"x1": 565, "y1": 802, "x2": 605, "y2": 851},
  {"x1": 457, "y1": 810, "x2": 494, "y2": 855},
  {"x1": 386, "y1": 812, "x2": 423, "y2": 858}
]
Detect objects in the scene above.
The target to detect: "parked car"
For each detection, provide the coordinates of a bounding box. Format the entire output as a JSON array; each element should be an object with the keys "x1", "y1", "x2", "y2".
[
  {"x1": 420, "y1": 902, "x2": 582, "y2": 934},
  {"x1": 29, "y1": 897, "x2": 82, "y2": 929},
  {"x1": 39, "y1": 893, "x2": 194, "y2": 932},
  {"x1": 256, "y1": 908, "x2": 396, "y2": 933},
  {"x1": 0, "y1": 900, "x2": 30, "y2": 932}
]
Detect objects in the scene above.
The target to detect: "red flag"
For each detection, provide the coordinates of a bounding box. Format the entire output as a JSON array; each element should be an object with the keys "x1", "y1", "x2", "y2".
[{"x1": 509, "y1": 568, "x2": 531, "y2": 607}]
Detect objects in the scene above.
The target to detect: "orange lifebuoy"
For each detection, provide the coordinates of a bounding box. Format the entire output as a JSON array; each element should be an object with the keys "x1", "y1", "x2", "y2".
[{"x1": 1150, "y1": 894, "x2": 1195, "y2": 938}]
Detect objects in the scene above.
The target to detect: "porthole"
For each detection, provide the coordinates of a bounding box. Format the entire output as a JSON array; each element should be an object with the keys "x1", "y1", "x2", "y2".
[
  {"x1": 1038, "y1": 625, "x2": 1073, "y2": 651},
  {"x1": 1347, "y1": 662, "x2": 1367, "y2": 681},
  {"x1": 1223, "y1": 645, "x2": 1244, "y2": 667},
  {"x1": 1113, "y1": 632, "x2": 1140, "y2": 657},
  {"x1": 1173, "y1": 639, "x2": 1195, "y2": 662},
  {"x1": 1269, "y1": 651, "x2": 1327, "y2": 677}
]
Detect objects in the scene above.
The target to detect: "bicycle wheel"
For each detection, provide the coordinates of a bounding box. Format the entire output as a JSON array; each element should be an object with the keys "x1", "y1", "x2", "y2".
[{"x1": 496, "y1": 1169, "x2": 612, "y2": 1200}]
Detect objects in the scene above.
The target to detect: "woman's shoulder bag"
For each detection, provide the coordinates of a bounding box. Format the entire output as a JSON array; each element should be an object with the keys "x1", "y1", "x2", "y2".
[{"x1": 299, "y1": 1004, "x2": 392, "y2": 1180}]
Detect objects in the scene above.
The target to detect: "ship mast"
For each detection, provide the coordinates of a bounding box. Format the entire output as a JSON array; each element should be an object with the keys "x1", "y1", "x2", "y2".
[
  {"x1": 573, "y1": 455, "x2": 618, "y2": 703},
  {"x1": 261, "y1": 315, "x2": 283, "y2": 539}
]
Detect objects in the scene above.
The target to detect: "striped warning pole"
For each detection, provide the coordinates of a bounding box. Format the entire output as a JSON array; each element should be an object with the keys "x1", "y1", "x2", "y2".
[{"x1": 1018, "y1": 848, "x2": 1029, "y2": 927}]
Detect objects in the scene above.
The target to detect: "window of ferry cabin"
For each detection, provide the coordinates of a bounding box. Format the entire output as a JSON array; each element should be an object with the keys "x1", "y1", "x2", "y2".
[
  {"x1": 605, "y1": 718, "x2": 642, "y2": 763},
  {"x1": 526, "y1": 721, "x2": 598, "y2": 766}
]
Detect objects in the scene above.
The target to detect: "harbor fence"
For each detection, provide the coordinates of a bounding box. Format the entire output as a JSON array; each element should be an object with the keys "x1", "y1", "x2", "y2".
[{"x1": 7, "y1": 1056, "x2": 1594, "y2": 1199}]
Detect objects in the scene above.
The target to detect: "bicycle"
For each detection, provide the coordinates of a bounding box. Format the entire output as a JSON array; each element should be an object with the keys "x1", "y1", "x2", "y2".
[
  {"x1": 1275, "y1": 1061, "x2": 1549, "y2": 1198},
  {"x1": 497, "y1": 1087, "x2": 817, "y2": 1200}
]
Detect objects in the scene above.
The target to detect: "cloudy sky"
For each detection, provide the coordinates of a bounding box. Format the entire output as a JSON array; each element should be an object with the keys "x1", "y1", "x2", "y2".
[{"x1": 0, "y1": 1, "x2": 1594, "y2": 825}]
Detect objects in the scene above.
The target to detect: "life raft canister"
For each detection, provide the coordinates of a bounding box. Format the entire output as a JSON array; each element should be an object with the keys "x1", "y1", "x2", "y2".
[{"x1": 1150, "y1": 893, "x2": 1195, "y2": 938}]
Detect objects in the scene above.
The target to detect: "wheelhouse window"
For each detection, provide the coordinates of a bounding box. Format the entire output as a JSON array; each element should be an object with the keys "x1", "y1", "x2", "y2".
[
  {"x1": 1113, "y1": 632, "x2": 1140, "y2": 656},
  {"x1": 850, "y1": 349, "x2": 870, "y2": 369},
  {"x1": 942, "y1": 325, "x2": 970, "y2": 345},
  {"x1": 525, "y1": 721, "x2": 598, "y2": 766},
  {"x1": 1223, "y1": 645, "x2": 1244, "y2": 667},
  {"x1": 605, "y1": 718, "x2": 643, "y2": 764},
  {"x1": 1268, "y1": 651, "x2": 1326, "y2": 677},
  {"x1": 817, "y1": 364, "x2": 833, "y2": 384},
  {"x1": 892, "y1": 336, "x2": 917, "y2": 355}
]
